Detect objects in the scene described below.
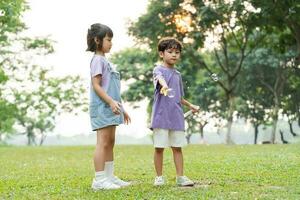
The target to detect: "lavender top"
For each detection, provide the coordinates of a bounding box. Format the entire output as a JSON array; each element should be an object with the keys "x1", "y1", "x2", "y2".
[
  {"x1": 150, "y1": 65, "x2": 185, "y2": 131},
  {"x1": 90, "y1": 55, "x2": 111, "y2": 92}
]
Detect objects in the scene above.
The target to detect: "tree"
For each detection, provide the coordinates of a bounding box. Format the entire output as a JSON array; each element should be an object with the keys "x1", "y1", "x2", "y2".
[
  {"x1": 0, "y1": 0, "x2": 28, "y2": 138},
  {"x1": 244, "y1": 43, "x2": 297, "y2": 143},
  {"x1": 250, "y1": 0, "x2": 300, "y2": 65},
  {"x1": 237, "y1": 69, "x2": 272, "y2": 144},
  {"x1": 126, "y1": 0, "x2": 266, "y2": 143},
  {"x1": 0, "y1": 0, "x2": 88, "y2": 145}
]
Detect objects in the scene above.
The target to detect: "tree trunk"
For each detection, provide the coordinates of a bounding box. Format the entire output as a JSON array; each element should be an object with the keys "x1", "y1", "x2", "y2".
[
  {"x1": 186, "y1": 134, "x2": 192, "y2": 144},
  {"x1": 200, "y1": 126, "x2": 204, "y2": 140},
  {"x1": 226, "y1": 94, "x2": 235, "y2": 144},
  {"x1": 288, "y1": 121, "x2": 298, "y2": 137},
  {"x1": 279, "y1": 130, "x2": 288, "y2": 144},
  {"x1": 199, "y1": 125, "x2": 205, "y2": 144},
  {"x1": 27, "y1": 132, "x2": 31, "y2": 145},
  {"x1": 254, "y1": 124, "x2": 259, "y2": 144},
  {"x1": 27, "y1": 130, "x2": 36, "y2": 146},
  {"x1": 270, "y1": 104, "x2": 279, "y2": 144},
  {"x1": 39, "y1": 133, "x2": 47, "y2": 146},
  {"x1": 289, "y1": 22, "x2": 300, "y2": 65}
]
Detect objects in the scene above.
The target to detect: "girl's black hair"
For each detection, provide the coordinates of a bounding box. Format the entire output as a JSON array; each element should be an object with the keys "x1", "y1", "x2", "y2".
[
  {"x1": 86, "y1": 23, "x2": 113, "y2": 52},
  {"x1": 157, "y1": 37, "x2": 182, "y2": 52}
]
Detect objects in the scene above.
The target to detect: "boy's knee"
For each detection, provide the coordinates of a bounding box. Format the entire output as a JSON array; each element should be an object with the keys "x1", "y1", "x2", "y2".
[
  {"x1": 171, "y1": 147, "x2": 182, "y2": 152},
  {"x1": 155, "y1": 148, "x2": 164, "y2": 153}
]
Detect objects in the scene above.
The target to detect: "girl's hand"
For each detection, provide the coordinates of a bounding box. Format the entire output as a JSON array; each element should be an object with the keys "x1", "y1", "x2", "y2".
[
  {"x1": 123, "y1": 111, "x2": 131, "y2": 125},
  {"x1": 189, "y1": 104, "x2": 200, "y2": 113},
  {"x1": 109, "y1": 100, "x2": 121, "y2": 115}
]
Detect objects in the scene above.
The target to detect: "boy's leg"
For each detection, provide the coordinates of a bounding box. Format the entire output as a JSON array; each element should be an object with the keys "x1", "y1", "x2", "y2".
[
  {"x1": 170, "y1": 131, "x2": 194, "y2": 186},
  {"x1": 171, "y1": 147, "x2": 183, "y2": 176},
  {"x1": 154, "y1": 148, "x2": 164, "y2": 176},
  {"x1": 153, "y1": 129, "x2": 168, "y2": 185},
  {"x1": 153, "y1": 128, "x2": 169, "y2": 176}
]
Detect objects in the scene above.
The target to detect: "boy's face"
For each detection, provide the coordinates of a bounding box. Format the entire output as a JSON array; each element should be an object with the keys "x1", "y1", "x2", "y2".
[{"x1": 159, "y1": 48, "x2": 181, "y2": 67}]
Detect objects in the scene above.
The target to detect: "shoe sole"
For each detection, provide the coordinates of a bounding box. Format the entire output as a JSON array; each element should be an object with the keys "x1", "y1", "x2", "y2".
[
  {"x1": 154, "y1": 183, "x2": 165, "y2": 186},
  {"x1": 177, "y1": 183, "x2": 194, "y2": 187},
  {"x1": 92, "y1": 185, "x2": 120, "y2": 190}
]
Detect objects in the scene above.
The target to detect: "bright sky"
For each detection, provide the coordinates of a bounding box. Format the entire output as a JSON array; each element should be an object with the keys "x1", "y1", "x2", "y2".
[{"x1": 23, "y1": 0, "x2": 150, "y2": 138}]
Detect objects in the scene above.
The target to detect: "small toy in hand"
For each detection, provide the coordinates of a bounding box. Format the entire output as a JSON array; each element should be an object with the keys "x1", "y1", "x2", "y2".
[{"x1": 160, "y1": 88, "x2": 175, "y2": 98}]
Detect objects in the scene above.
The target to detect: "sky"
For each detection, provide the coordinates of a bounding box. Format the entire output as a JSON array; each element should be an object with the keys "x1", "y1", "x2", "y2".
[{"x1": 22, "y1": 0, "x2": 151, "y2": 138}]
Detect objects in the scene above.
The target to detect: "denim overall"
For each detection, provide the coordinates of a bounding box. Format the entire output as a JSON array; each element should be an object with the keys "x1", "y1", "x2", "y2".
[{"x1": 89, "y1": 63, "x2": 124, "y2": 131}]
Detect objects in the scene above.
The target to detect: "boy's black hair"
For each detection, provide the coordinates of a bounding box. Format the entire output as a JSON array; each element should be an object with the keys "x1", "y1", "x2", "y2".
[
  {"x1": 86, "y1": 23, "x2": 113, "y2": 52},
  {"x1": 157, "y1": 37, "x2": 183, "y2": 52}
]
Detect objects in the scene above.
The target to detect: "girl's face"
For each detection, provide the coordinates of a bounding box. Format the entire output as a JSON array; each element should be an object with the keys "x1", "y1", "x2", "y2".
[
  {"x1": 95, "y1": 34, "x2": 112, "y2": 55},
  {"x1": 159, "y1": 48, "x2": 181, "y2": 67},
  {"x1": 101, "y1": 35, "x2": 112, "y2": 54}
]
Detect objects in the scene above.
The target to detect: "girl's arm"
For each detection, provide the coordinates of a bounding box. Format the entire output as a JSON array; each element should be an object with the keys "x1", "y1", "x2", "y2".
[
  {"x1": 91, "y1": 74, "x2": 121, "y2": 114},
  {"x1": 120, "y1": 98, "x2": 131, "y2": 124}
]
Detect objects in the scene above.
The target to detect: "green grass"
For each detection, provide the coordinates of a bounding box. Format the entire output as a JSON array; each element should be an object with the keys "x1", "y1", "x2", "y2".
[{"x1": 0, "y1": 144, "x2": 299, "y2": 199}]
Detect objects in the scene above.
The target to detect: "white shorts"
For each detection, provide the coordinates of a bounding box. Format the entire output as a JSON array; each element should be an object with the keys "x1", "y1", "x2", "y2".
[{"x1": 153, "y1": 128, "x2": 187, "y2": 148}]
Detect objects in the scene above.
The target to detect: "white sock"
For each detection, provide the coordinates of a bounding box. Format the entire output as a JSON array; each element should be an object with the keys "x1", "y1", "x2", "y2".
[
  {"x1": 95, "y1": 171, "x2": 105, "y2": 181},
  {"x1": 104, "y1": 161, "x2": 114, "y2": 178}
]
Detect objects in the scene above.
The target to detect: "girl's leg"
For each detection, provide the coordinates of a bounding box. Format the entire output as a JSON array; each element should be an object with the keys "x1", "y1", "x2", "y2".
[
  {"x1": 104, "y1": 126, "x2": 116, "y2": 178},
  {"x1": 154, "y1": 148, "x2": 164, "y2": 176},
  {"x1": 94, "y1": 126, "x2": 114, "y2": 172},
  {"x1": 103, "y1": 126, "x2": 130, "y2": 186},
  {"x1": 92, "y1": 126, "x2": 120, "y2": 190},
  {"x1": 171, "y1": 147, "x2": 183, "y2": 176},
  {"x1": 105, "y1": 125, "x2": 116, "y2": 162}
]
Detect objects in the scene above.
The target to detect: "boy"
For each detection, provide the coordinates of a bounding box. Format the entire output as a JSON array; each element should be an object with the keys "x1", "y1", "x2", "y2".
[{"x1": 150, "y1": 37, "x2": 199, "y2": 186}]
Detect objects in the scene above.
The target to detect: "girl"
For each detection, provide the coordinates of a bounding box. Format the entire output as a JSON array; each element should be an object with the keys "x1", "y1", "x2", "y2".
[{"x1": 87, "y1": 23, "x2": 131, "y2": 190}]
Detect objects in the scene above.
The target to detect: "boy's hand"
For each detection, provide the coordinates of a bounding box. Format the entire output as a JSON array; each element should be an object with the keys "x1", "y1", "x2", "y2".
[
  {"x1": 189, "y1": 104, "x2": 200, "y2": 113},
  {"x1": 160, "y1": 85, "x2": 169, "y2": 96},
  {"x1": 123, "y1": 111, "x2": 131, "y2": 125}
]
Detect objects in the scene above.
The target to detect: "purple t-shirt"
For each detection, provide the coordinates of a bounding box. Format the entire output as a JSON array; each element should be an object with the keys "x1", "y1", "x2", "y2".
[
  {"x1": 150, "y1": 65, "x2": 185, "y2": 131},
  {"x1": 90, "y1": 55, "x2": 111, "y2": 91}
]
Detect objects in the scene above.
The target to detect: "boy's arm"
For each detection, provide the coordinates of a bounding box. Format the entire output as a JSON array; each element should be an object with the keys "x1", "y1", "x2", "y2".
[
  {"x1": 181, "y1": 98, "x2": 200, "y2": 112},
  {"x1": 157, "y1": 77, "x2": 168, "y2": 88},
  {"x1": 153, "y1": 69, "x2": 169, "y2": 96}
]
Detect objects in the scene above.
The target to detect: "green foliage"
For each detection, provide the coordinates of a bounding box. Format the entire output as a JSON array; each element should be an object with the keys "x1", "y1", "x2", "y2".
[
  {"x1": 111, "y1": 48, "x2": 155, "y2": 102},
  {"x1": 113, "y1": 0, "x2": 300, "y2": 143},
  {"x1": 0, "y1": 0, "x2": 88, "y2": 145},
  {"x1": 22, "y1": 37, "x2": 55, "y2": 54},
  {"x1": 0, "y1": 0, "x2": 27, "y2": 48},
  {"x1": 0, "y1": 100, "x2": 16, "y2": 136},
  {"x1": 0, "y1": 145, "x2": 299, "y2": 199}
]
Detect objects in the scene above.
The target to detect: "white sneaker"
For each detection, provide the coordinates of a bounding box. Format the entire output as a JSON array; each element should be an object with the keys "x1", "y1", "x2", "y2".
[
  {"x1": 109, "y1": 176, "x2": 130, "y2": 187},
  {"x1": 176, "y1": 176, "x2": 194, "y2": 187},
  {"x1": 154, "y1": 176, "x2": 165, "y2": 186},
  {"x1": 91, "y1": 178, "x2": 120, "y2": 190}
]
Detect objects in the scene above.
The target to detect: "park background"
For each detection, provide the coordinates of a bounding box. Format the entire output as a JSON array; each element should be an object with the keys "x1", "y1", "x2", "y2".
[{"x1": 0, "y1": 0, "x2": 299, "y2": 199}]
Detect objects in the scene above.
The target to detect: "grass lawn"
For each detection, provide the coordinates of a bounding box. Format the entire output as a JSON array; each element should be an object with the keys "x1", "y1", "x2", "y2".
[{"x1": 0, "y1": 144, "x2": 299, "y2": 199}]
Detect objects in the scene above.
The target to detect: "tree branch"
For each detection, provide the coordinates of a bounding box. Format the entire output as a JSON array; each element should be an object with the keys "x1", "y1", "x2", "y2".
[{"x1": 214, "y1": 49, "x2": 228, "y2": 73}]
